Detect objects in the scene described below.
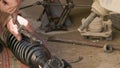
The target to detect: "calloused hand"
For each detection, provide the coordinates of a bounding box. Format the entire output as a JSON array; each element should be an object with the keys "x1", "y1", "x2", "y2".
[
  {"x1": 7, "y1": 18, "x2": 21, "y2": 41},
  {"x1": 7, "y1": 15, "x2": 36, "y2": 41}
]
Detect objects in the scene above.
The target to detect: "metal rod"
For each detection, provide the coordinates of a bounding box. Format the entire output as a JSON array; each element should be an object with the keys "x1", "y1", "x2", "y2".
[
  {"x1": 47, "y1": 37, "x2": 120, "y2": 51},
  {"x1": 78, "y1": 12, "x2": 97, "y2": 31},
  {"x1": 57, "y1": 2, "x2": 73, "y2": 26},
  {"x1": 20, "y1": 4, "x2": 34, "y2": 10}
]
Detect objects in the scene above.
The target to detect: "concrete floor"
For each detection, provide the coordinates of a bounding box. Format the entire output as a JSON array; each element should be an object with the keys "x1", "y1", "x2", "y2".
[{"x1": 20, "y1": 0, "x2": 120, "y2": 68}]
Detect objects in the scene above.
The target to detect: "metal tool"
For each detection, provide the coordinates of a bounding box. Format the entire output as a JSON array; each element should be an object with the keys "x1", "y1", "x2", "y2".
[
  {"x1": 39, "y1": 0, "x2": 73, "y2": 32},
  {"x1": 47, "y1": 36, "x2": 120, "y2": 53},
  {"x1": 11, "y1": 13, "x2": 38, "y2": 43},
  {"x1": 78, "y1": 16, "x2": 112, "y2": 40},
  {"x1": 3, "y1": 14, "x2": 72, "y2": 68},
  {"x1": 1, "y1": 27, "x2": 72, "y2": 68},
  {"x1": 56, "y1": 0, "x2": 74, "y2": 28},
  {"x1": 78, "y1": 12, "x2": 97, "y2": 31},
  {"x1": 20, "y1": 0, "x2": 90, "y2": 32}
]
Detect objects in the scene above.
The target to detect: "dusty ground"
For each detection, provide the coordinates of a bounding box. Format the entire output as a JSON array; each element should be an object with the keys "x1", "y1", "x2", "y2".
[{"x1": 20, "y1": 0, "x2": 120, "y2": 68}]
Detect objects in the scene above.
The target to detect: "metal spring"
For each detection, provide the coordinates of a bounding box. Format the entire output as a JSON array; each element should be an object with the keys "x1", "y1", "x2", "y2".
[{"x1": 1, "y1": 29, "x2": 51, "y2": 68}]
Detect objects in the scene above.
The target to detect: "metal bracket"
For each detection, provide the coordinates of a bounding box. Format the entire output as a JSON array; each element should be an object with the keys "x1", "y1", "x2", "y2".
[
  {"x1": 20, "y1": 0, "x2": 90, "y2": 33},
  {"x1": 39, "y1": 0, "x2": 73, "y2": 32},
  {"x1": 20, "y1": 0, "x2": 73, "y2": 32}
]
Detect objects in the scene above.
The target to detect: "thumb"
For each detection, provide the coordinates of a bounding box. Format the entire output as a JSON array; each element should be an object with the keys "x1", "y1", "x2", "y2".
[
  {"x1": 7, "y1": 19, "x2": 22, "y2": 41},
  {"x1": 10, "y1": 25, "x2": 22, "y2": 41},
  {"x1": 13, "y1": 31, "x2": 22, "y2": 41}
]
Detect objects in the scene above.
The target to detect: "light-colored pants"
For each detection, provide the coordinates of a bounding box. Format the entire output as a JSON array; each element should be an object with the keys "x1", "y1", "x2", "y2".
[{"x1": 99, "y1": 0, "x2": 120, "y2": 13}]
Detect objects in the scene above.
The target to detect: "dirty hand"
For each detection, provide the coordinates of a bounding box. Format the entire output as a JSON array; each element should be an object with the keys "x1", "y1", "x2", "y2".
[
  {"x1": 7, "y1": 15, "x2": 33, "y2": 41},
  {"x1": 0, "y1": 0, "x2": 21, "y2": 14}
]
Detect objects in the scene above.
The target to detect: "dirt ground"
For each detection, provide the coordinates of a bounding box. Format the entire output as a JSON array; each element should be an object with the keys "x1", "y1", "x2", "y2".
[{"x1": 20, "y1": 0, "x2": 120, "y2": 68}]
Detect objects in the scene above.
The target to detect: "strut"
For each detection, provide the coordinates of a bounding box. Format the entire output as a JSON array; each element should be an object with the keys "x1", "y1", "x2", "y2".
[{"x1": 1, "y1": 28, "x2": 71, "y2": 68}]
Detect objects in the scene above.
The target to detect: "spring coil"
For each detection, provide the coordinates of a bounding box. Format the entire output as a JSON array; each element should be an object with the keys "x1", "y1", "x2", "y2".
[{"x1": 1, "y1": 29, "x2": 51, "y2": 68}]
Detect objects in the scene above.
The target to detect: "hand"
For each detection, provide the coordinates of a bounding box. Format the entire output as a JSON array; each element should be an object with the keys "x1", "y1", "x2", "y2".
[
  {"x1": 7, "y1": 18, "x2": 21, "y2": 41},
  {"x1": 7, "y1": 15, "x2": 35, "y2": 41}
]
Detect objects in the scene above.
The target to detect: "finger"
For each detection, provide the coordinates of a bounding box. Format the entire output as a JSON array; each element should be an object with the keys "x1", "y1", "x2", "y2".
[
  {"x1": 7, "y1": 19, "x2": 22, "y2": 41},
  {"x1": 17, "y1": 15, "x2": 28, "y2": 26},
  {"x1": 17, "y1": 15, "x2": 34, "y2": 32},
  {"x1": 12, "y1": 30, "x2": 22, "y2": 41},
  {"x1": 17, "y1": 15, "x2": 41, "y2": 40},
  {"x1": 10, "y1": 25, "x2": 22, "y2": 41}
]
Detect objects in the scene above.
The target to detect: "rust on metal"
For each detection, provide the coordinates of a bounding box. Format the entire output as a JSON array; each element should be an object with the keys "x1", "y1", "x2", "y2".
[{"x1": 47, "y1": 36, "x2": 120, "y2": 51}]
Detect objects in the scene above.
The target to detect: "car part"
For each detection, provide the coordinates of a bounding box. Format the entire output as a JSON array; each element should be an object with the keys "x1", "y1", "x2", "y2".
[
  {"x1": 78, "y1": 16, "x2": 112, "y2": 40},
  {"x1": 0, "y1": 28, "x2": 71, "y2": 68},
  {"x1": 47, "y1": 36, "x2": 120, "y2": 52},
  {"x1": 20, "y1": 0, "x2": 90, "y2": 32}
]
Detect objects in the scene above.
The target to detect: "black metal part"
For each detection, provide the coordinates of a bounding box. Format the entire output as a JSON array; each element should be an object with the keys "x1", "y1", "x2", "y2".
[
  {"x1": 40, "y1": 0, "x2": 72, "y2": 32},
  {"x1": 47, "y1": 37, "x2": 120, "y2": 51},
  {"x1": 20, "y1": 0, "x2": 73, "y2": 32},
  {"x1": 19, "y1": 0, "x2": 91, "y2": 32},
  {"x1": 43, "y1": 56, "x2": 72, "y2": 68},
  {"x1": 56, "y1": 0, "x2": 74, "y2": 28},
  {"x1": 1, "y1": 28, "x2": 71, "y2": 68},
  {"x1": 103, "y1": 44, "x2": 113, "y2": 53},
  {"x1": 3, "y1": 29, "x2": 51, "y2": 67}
]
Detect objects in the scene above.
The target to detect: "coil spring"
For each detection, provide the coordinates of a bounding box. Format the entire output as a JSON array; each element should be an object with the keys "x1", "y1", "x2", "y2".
[{"x1": 2, "y1": 29, "x2": 51, "y2": 68}]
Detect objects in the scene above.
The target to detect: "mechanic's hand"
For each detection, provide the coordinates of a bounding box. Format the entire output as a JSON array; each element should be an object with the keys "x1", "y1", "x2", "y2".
[
  {"x1": 7, "y1": 18, "x2": 21, "y2": 41},
  {"x1": 0, "y1": 0, "x2": 21, "y2": 14},
  {"x1": 7, "y1": 15, "x2": 32, "y2": 41}
]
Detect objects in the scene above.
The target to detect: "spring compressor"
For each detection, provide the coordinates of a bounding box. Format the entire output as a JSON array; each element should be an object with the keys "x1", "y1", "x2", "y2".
[
  {"x1": 20, "y1": 0, "x2": 90, "y2": 32},
  {"x1": 20, "y1": 0, "x2": 73, "y2": 32},
  {"x1": 0, "y1": 20, "x2": 71, "y2": 68}
]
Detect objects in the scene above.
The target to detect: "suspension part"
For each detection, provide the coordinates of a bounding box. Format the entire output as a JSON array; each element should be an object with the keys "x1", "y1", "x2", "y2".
[
  {"x1": 1, "y1": 29, "x2": 51, "y2": 68},
  {"x1": 78, "y1": 12, "x2": 97, "y2": 31},
  {"x1": 1, "y1": 28, "x2": 71, "y2": 68}
]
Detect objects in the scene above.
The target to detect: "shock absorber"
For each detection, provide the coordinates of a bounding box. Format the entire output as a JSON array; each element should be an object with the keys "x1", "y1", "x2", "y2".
[
  {"x1": 1, "y1": 28, "x2": 71, "y2": 68},
  {"x1": 1, "y1": 28, "x2": 51, "y2": 68}
]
